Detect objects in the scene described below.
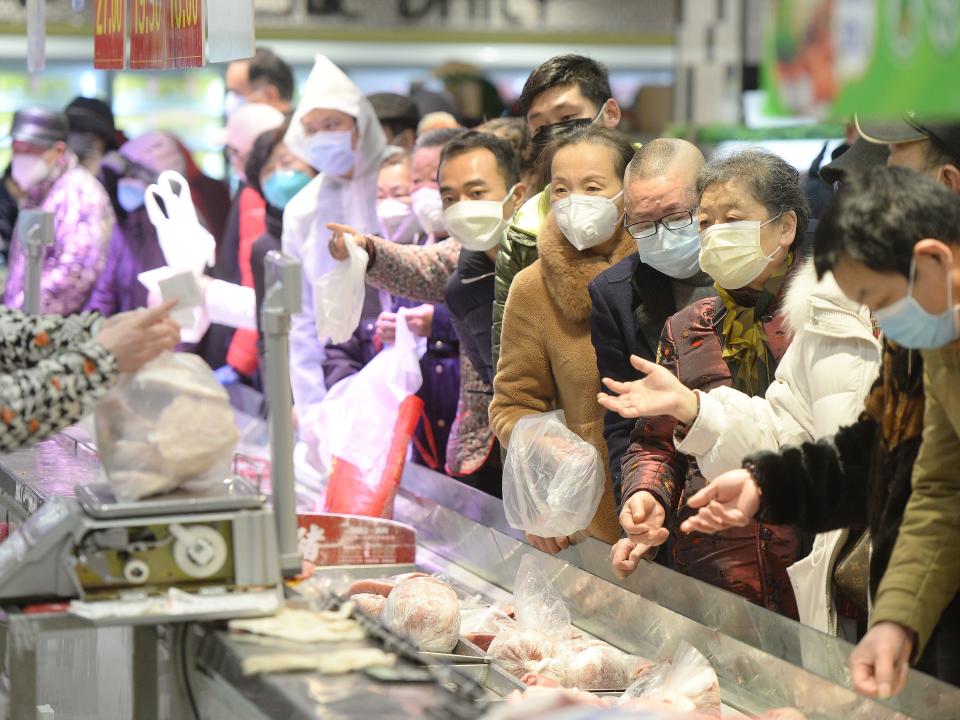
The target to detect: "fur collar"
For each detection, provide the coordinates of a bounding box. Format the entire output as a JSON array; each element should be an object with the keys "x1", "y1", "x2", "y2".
[
  {"x1": 537, "y1": 212, "x2": 637, "y2": 321},
  {"x1": 782, "y1": 257, "x2": 864, "y2": 337}
]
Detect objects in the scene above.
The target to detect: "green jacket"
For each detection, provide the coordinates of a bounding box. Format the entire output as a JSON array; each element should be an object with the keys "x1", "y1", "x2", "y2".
[
  {"x1": 871, "y1": 343, "x2": 960, "y2": 657},
  {"x1": 491, "y1": 189, "x2": 551, "y2": 375}
]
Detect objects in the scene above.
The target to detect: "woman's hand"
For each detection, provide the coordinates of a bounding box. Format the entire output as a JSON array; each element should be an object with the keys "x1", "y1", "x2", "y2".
[
  {"x1": 597, "y1": 355, "x2": 699, "y2": 423},
  {"x1": 526, "y1": 533, "x2": 582, "y2": 555},
  {"x1": 404, "y1": 304, "x2": 435, "y2": 338},
  {"x1": 680, "y1": 468, "x2": 761, "y2": 535},
  {"x1": 619, "y1": 491, "x2": 669, "y2": 554},
  {"x1": 849, "y1": 622, "x2": 914, "y2": 699},
  {"x1": 327, "y1": 222, "x2": 369, "y2": 260},
  {"x1": 95, "y1": 301, "x2": 181, "y2": 373},
  {"x1": 610, "y1": 537, "x2": 652, "y2": 580},
  {"x1": 375, "y1": 311, "x2": 397, "y2": 344}
]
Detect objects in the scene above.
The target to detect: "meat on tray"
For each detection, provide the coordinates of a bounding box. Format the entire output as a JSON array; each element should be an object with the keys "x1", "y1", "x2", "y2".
[
  {"x1": 381, "y1": 576, "x2": 461, "y2": 653},
  {"x1": 351, "y1": 592, "x2": 387, "y2": 618}
]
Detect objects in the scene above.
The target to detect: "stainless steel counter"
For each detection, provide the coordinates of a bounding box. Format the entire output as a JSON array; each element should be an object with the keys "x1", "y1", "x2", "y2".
[{"x1": 2, "y1": 435, "x2": 960, "y2": 719}]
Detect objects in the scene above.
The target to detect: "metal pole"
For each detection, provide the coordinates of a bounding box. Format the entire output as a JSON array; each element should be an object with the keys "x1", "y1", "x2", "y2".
[
  {"x1": 261, "y1": 251, "x2": 302, "y2": 577},
  {"x1": 19, "y1": 210, "x2": 53, "y2": 315}
]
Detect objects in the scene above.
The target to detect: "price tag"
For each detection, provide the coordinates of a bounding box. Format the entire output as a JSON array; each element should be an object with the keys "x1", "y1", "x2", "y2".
[
  {"x1": 167, "y1": 0, "x2": 204, "y2": 68},
  {"x1": 130, "y1": 0, "x2": 167, "y2": 70},
  {"x1": 94, "y1": 0, "x2": 125, "y2": 70}
]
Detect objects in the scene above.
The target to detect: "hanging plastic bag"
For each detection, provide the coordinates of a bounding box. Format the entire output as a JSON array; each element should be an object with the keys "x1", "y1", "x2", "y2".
[
  {"x1": 315, "y1": 307, "x2": 426, "y2": 517},
  {"x1": 314, "y1": 233, "x2": 368, "y2": 344},
  {"x1": 144, "y1": 170, "x2": 216, "y2": 278},
  {"x1": 503, "y1": 410, "x2": 605, "y2": 538},
  {"x1": 619, "y1": 641, "x2": 721, "y2": 717},
  {"x1": 95, "y1": 353, "x2": 239, "y2": 501}
]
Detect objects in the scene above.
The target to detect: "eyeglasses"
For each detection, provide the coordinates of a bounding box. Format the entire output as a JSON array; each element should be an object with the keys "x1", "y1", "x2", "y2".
[{"x1": 626, "y1": 209, "x2": 697, "y2": 240}]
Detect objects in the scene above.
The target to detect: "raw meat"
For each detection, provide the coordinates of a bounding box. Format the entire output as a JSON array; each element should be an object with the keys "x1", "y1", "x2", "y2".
[
  {"x1": 756, "y1": 710, "x2": 808, "y2": 720},
  {"x1": 487, "y1": 628, "x2": 554, "y2": 679},
  {"x1": 347, "y1": 578, "x2": 397, "y2": 598},
  {"x1": 381, "y1": 576, "x2": 461, "y2": 652},
  {"x1": 351, "y1": 593, "x2": 387, "y2": 618},
  {"x1": 562, "y1": 644, "x2": 635, "y2": 690},
  {"x1": 153, "y1": 395, "x2": 239, "y2": 478},
  {"x1": 620, "y1": 641, "x2": 721, "y2": 718}
]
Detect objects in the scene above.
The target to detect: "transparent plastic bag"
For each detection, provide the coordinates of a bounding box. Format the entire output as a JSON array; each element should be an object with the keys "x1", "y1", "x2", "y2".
[
  {"x1": 619, "y1": 641, "x2": 721, "y2": 717},
  {"x1": 513, "y1": 554, "x2": 571, "y2": 638},
  {"x1": 144, "y1": 171, "x2": 216, "y2": 278},
  {"x1": 381, "y1": 576, "x2": 460, "y2": 652},
  {"x1": 95, "y1": 353, "x2": 239, "y2": 501},
  {"x1": 503, "y1": 410, "x2": 604, "y2": 537},
  {"x1": 314, "y1": 233, "x2": 368, "y2": 344}
]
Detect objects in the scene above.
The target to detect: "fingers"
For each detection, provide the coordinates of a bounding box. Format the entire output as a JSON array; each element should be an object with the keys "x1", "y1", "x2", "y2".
[
  {"x1": 134, "y1": 299, "x2": 178, "y2": 327},
  {"x1": 872, "y1": 645, "x2": 898, "y2": 699},
  {"x1": 610, "y1": 540, "x2": 637, "y2": 580},
  {"x1": 850, "y1": 652, "x2": 878, "y2": 697},
  {"x1": 629, "y1": 355, "x2": 658, "y2": 375},
  {"x1": 600, "y1": 377, "x2": 632, "y2": 395},
  {"x1": 326, "y1": 222, "x2": 358, "y2": 235},
  {"x1": 597, "y1": 394, "x2": 638, "y2": 417},
  {"x1": 555, "y1": 536, "x2": 570, "y2": 551},
  {"x1": 685, "y1": 484, "x2": 718, "y2": 510}
]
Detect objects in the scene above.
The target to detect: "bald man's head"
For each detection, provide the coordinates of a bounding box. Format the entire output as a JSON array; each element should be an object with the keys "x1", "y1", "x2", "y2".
[{"x1": 624, "y1": 138, "x2": 705, "y2": 230}]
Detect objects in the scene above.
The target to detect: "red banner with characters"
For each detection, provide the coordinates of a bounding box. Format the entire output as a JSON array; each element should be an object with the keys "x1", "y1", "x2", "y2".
[
  {"x1": 167, "y1": 0, "x2": 204, "y2": 68},
  {"x1": 94, "y1": 0, "x2": 125, "y2": 70},
  {"x1": 130, "y1": 0, "x2": 166, "y2": 69}
]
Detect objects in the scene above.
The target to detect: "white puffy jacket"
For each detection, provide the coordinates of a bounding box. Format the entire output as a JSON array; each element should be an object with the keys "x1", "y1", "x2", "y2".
[{"x1": 674, "y1": 258, "x2": 882, "y2": 635}]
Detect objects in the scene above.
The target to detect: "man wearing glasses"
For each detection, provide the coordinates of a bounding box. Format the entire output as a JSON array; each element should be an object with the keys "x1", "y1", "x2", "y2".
[{"x1": 589, "y1": 138, "x2": 714, "y2": 518}]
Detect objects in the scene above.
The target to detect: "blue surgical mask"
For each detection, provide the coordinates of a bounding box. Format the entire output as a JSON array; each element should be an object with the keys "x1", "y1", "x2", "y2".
[
  {"x1": 637, "y1": 223, "x2": 702, "y2": 279},
  {"x1": 304, "y1": 131, "x2": 355, "y2": 176},
  {"x1": 262, "y1": 169, "x2": 312, "y2": 210},
  {"x1": 117, "y1": 177, "x2": 147, "y2": 212},
  {"x1": 874, "y1": 257, "x2": 959, "y2": 349}
]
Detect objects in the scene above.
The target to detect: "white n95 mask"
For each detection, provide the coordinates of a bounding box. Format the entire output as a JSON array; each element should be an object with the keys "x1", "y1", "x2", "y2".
[
  {"x1": 554, "y1": 190, "x2": 624, "y2": 251},
  {"x1": 377, "y1": 198, "x2": 419, "y2": 245},
  {"x1": 443, "y1": 186, "x2": 517, "y2": 252},
  {"x1": 411, "y1": 187, "x2": 445, "y2": 236}
]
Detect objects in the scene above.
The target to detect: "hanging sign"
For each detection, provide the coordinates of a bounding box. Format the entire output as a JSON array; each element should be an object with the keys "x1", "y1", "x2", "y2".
[
  {"x1": 167, "y1": 0, "x2": 204, "y2": 68},
  {"x1": 93, "y1": 0, "x2": 125, "y2": 70},
  {"x1": 130, "y1": 0, "x2": 167, "y2": 70}
]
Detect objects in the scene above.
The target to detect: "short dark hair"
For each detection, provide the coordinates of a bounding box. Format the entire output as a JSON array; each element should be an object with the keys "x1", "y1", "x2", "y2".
[
  {"x1": 476, "y1": 117, "x2": 534, "y2": 178},
  {"x1": 245, "y1": 120, "x2": 290, "y2": 196},
  {"x1": 544, "y1": 125, "x2": 635, "y2": 185},
  {"x1": 249, "y1": 47, "x2": 294, "y2": 102},
  {"x1": 519, "y1": 54, "x2": 612, "y2": 118},
  {"x1": 439, "y1": 130, "x2": 519, "y2": 188},
  {"x1": 368, "y1": 93, "x2": 420, "y2": 136},
  {"x1": 415, "y1": 127, "x2": 464, "y2": 152},
  {"x1": 697, "y1": 149, "x2": 810, "y2": 249},
  {"x1": 814, "y1": 165, "x2": 960, "y2": 278}
]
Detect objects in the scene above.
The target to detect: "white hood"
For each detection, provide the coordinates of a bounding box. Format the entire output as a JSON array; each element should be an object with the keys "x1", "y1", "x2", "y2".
[
  {"x1": 284, "y1": 54, "x2": 387, "y2": 232},
  {"x1": 782, "y1": 258, "x2": 869, "y2": 338}
]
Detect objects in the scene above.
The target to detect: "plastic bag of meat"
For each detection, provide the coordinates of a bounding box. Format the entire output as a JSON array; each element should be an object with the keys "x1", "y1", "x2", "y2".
[
  {"x1": 351, "y1": 593, "x2": 387, "y2": 618},
  {"x1": 524, "y1": 642, "x2": 653, "y2": 690},
  {"x1": 95, "y1": 353, "x2": 238, "y2": 501},
  {"x1": 620, "y1": 641, "x2": 721, "y2": 717},
  {"x1": 489, "y1": 627, "x2": 556, "y2": 679},
  {"x1": 755, "y1": 710, "x2": 808, "y2": 720},
  {"x1": 460, "y1": 604, "x2": 517, "y2": 652},
  {"x1": 381, "y1": 576, "x2": 461, "y2": 652},
  {"x1": 513, "y1": 554, "x2": 572, "y2": 639},
  {"x1": 502, "y1": 410, "x2": 605, "y2": 537}
]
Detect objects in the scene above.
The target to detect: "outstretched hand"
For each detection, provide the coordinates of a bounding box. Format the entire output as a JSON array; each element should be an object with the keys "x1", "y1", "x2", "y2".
[
  {"x1": 597, "y1": 355, "x2": 699, "y2": 423},
  {"x1": 680, "y1": 468, "x2": 761, "y2": 535},
  {"x1": 327, "y1": 222, "x2": 369, "y2": 260}
]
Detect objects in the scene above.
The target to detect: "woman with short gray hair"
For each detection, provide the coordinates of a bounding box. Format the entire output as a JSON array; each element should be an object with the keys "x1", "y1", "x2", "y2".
[{"x1": 598, "y1": 148, "x2": 810, "y2": 619}]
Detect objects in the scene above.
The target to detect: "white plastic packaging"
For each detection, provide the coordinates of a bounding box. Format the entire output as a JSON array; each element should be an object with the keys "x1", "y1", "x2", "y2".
[
  {"x1": 95, "y1": 353, "x2": 239, "y2": 501},
  {"x1": 313, "y1": 233, "x2": 368, "y2": 344},
  {"x1": 503, "y1": 410, "x2": 604, "y2": 538},
  {"x1": 619, "y1": 640, "x2": 721, "y2": 717},
  {"x1": 381, "y1": 576, "x2": 460, "y2": 653}
]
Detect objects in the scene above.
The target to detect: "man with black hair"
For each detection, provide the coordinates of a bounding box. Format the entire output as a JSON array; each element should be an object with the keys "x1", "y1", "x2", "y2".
[
  {"x1": 368, "y1": 93, "x2": 420, "y2": 151},
  {"x1": 493, "y1": 54, "x2": 624, "y2": 374},
  {"x1": 225, "y1": 47, "x2": 294, "y2": 116}
]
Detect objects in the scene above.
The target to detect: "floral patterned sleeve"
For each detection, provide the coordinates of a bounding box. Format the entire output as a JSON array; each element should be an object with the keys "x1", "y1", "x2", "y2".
[
  {"x1": 365, "y1": 235, "x2": 459, "y2": 304},
  {"x1": 0, "y1": 307, "x2": 100, "y2": 372},
  {"x1": 0, "y1": 318, "x2": 118, "y2": 452}
]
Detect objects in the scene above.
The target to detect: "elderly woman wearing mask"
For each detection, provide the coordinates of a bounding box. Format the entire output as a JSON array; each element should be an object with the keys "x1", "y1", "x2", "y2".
[
  {"x1": 489, "y1": 125, "x2": 638, "y2": 552},
  {"x1": 599, "y1": 149, "x2": 811, "y2": 618}
]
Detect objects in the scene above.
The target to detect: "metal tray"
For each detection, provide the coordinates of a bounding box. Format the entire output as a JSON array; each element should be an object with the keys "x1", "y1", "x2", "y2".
[
  {"x1": 76, "y1": 479, "x2": 264, "y2": 519},
  {"x1": 435, "y1": 663, "x2": 525, "y2": 700}
]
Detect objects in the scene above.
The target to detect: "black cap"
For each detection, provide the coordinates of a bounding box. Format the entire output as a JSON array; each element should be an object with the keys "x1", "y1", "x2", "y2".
[
  {"x1": 820, "y1": 137, "x2": 890, "y2": 185},
  {"x1": 10, "y1": 107, "x2": 69, "y2": 147},
  {"x1": 65, "y1": 97, "x2": 119, "y2": 150},
  {"x1": 367, "y1": 93, "x2": 420, "y2": 132},
  {"x1": 856, "y1": 112, "x2": 960, "y2": 165}
]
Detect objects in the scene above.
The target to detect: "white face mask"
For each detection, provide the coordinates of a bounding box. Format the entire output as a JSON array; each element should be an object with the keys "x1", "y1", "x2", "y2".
[
  {"x1": 638, "y1": 223, "x2": 702, "y2": 279},
  {"x1": 304, "y1": 131, "x2": 355, "y2": 176},
  {"x1": 553, "y1": 190, "x2": 624, "y2": 251},
  {"x1": 377, "y1": 198, "x2": 420, "y2": 245},
  {"x1": 411, "y1": 187, "x2": 445, "y2": 236},
  {"x1": 698, "y1": 216, "x2": 784, "y2": 290},
  {"x1": 443, "y1": 186, "x2": 518, "y2": 252},
  {"x1": 11, "y1": 154, "x2": 50, "y2": 192}
]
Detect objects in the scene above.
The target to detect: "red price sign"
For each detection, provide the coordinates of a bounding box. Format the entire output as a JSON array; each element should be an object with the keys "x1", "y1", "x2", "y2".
[
  {"x1": 167, "y1": 0, "x2": 204, "y2": 68},
  {"x1": 130, "y1": 0, "x2": 166, "y2": 70},
  {"x1": 94, "y1": 0, "x2": 125, "y2": 69}
]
